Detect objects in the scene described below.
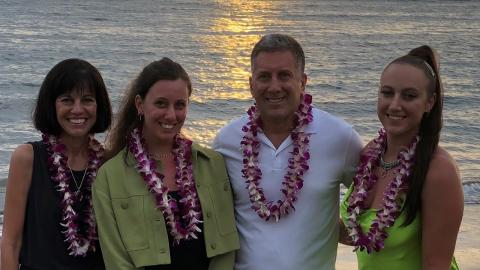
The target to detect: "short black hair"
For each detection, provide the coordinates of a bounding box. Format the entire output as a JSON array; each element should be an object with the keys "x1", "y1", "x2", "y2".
[{"x1": 33, "y1": 58, "x2": 112, "y2": 135}]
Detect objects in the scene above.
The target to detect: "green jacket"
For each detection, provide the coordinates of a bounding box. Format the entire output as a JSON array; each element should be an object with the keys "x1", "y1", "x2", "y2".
[{"x1": 93, "y1": 144, "x2": 239, "y2": 270}]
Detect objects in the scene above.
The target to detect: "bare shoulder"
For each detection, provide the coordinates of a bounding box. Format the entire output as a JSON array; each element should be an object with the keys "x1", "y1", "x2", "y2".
[
  {"x1": 8, "y1": 143, "x2": 34, "y2": 185},
  {"x1": 423, "y1": 147, "x2": 462, "y2": 196},
  {"x1": 426, "y1": 147, "x2": 460, "y2": 183},
  {"x1": 10, "y1": 143, "x2": 34, "y2": 165}
]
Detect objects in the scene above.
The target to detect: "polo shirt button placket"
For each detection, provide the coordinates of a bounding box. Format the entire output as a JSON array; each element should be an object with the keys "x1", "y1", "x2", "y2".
[{"x1": 273, "y1": 148, "x2": 282, "y2": 170}]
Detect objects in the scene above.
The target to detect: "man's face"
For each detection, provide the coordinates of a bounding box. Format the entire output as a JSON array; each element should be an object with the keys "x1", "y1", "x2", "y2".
[{"x1": 249, "y1": 50, "x2": 307, "y2": 127}]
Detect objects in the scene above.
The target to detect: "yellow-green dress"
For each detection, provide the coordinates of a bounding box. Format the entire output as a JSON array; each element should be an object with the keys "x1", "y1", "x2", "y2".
[{"x1": 340, "y1": 184, "x2": 459, "y2": 270}]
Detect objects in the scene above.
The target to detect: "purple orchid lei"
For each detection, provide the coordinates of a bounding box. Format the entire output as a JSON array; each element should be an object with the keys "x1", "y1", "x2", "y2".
[
  {"x1": 240, "y1": 94, "x2": 314, "y2": 222},
  {"x1": 43, "y1": 133, "x2": 103, "y2": 256},
  {"x1": 345, "y1": 128, "x2": 419, "y2": 253},
  {"x1": 127, "y1": 127, "x2": 202, "y2": 244}
]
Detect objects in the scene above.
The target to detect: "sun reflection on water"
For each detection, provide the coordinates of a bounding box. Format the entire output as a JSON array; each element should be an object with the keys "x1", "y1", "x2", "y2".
[
  {"x1": 183, "y1": 118, "x2": 230, "y2": 147},
  {"x1": 193, "y1": 0, "x2": 278, "y2": 103}
]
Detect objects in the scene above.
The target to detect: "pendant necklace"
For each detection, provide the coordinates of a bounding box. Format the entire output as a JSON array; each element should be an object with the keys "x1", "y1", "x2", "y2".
[{"x1": 68, "y1": 165, "x2": 88, "y2": 196}]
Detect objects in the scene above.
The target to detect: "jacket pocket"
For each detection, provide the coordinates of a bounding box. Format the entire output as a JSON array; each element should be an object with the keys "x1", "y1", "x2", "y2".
[
  {"x1": 112, "y1": 195, "x2": 149, "y2": 251},
  {"x1": 207, "y1": 179, "x2": 237, "y2": 236}
]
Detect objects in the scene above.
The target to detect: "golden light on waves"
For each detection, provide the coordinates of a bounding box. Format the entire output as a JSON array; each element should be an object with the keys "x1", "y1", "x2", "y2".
[{"x1": 193, "y1": 0, "x2": 278, "y2": 102}]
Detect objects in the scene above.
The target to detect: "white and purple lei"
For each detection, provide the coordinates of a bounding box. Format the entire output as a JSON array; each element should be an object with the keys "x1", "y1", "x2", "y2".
[
  {"x1": 345, "y1": 128, "x2": 419, "y2": 253},
  {"x1": 127, "y1": 128, "x2": 202, "y2": 244},
  {"x1": 43, "y1": 133, "x2": 103, "y2": 256},
  {"x1": 240, "y1": 93, "x2": 313, "y2": 222}
]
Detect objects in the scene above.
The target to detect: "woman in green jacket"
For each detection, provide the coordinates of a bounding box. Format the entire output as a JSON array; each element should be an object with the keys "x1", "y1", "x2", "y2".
[{"x1": 93, "y1": 58, "x2": 239, "y2": 270}]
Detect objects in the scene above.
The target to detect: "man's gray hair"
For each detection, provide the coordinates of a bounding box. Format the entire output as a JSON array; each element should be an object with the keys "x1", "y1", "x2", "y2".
[{"x1": 250, "y1": 34, "x2": 305, "y2": 73}]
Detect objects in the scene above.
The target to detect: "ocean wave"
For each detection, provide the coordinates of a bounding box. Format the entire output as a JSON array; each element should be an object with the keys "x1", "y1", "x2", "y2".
[
  {"x1": 340, "y1": 181, "x2": 480, "y2": 205},
  {"x1": 463, "y1": 181, "x2": 480, "y2": 205}
]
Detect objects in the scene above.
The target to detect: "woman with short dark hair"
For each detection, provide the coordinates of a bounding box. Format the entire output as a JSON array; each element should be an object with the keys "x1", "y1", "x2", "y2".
[{"x1": 1, "y1": 58, "x2": 112, "y2": 270}]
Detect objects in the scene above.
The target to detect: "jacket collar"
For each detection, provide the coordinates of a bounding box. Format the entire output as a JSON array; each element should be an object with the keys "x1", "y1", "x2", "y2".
[{"x1": 191, "y1": 142, "x2": 212, "y2": 160}]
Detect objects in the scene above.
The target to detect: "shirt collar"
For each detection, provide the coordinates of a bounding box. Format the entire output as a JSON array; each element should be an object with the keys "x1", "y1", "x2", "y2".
[
  {"x1": 257, "y1": 108, "x2": 321, "y2": 135},
  {"x1": 255, "y1": 108, "x2": 320, "y2": 152}
]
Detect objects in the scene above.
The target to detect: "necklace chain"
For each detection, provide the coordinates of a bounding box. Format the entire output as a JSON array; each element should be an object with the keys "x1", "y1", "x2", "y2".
[
  {"x1": 379, "y1": 151, "x2": 400, "y2": 171},
  {"x1": 150, "y1": 152, "x2": 173, "y2": 160},
  {"x1": 68, "y1": 166, "x2": 88, "y2": 195},
  {"x1": 42, "y1": 133, "x2": 104, "y2": 256},
  {"x1": 344, "y1": 128, "x2": 419, "y2": 253}
]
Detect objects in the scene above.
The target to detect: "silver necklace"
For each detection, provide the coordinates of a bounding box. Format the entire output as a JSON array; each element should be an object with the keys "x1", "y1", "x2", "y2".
[
  {"x1": 150, "y1": 152, "x2": 172, "y2": 160},
  {"x1": 379, "y1": 151, "x2": 400, "y2": 171},
  {"x1": 68, "y1": 166, "x2": 88, "y2": 195}
]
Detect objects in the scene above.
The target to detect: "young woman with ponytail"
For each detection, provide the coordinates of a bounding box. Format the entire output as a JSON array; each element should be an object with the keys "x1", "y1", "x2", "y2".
[{"x1": 340, "y1": 45, "x2": 463, "y2": 269}]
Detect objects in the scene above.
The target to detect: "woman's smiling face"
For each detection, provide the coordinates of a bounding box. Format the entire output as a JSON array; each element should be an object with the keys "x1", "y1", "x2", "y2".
[
  {"x1": 135, "y1": 79, "x2": 189, "y2": 147},
  {"x1": 378, "y1": 63, "x2": 435, "y2": 142},
  {"x1": 56, "y1": 88, "x2": 97, "y2": 140}
]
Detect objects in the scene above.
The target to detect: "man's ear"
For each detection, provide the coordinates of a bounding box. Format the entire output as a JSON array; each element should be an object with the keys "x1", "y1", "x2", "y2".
[
  {"x1": 301, "y1": 73, "x2": 307, "y2": 92},
  {"x1": 249, "y1": 76, "x2": 253, "y2": 96}
]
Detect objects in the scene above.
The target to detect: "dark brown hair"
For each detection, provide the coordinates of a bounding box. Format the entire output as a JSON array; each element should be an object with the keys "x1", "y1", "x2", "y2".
[
  {"x1": 385, "y1": 45, "x2": 443, "y2": 226},
  {"x1": 106, "y1": 57, "x2": 192, "y2": 160}
]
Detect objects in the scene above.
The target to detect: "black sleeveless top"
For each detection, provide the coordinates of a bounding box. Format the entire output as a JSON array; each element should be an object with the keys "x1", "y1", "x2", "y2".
[
  {"x1": 145, "y1": 191, "x2": 210, "y2": 270},
  {"x1": 19, "y1": 141, "x2": 105, "y2": 270}
]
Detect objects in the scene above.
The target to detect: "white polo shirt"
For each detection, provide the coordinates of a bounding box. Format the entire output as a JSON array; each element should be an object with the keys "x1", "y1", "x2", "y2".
[{"x1": 213, "y1": 108, "x2": 363, "y2": 270}]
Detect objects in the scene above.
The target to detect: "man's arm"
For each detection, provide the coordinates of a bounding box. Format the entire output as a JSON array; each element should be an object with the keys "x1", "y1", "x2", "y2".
[{"x1": 341, "y1": 128, "x2": 363, "y2": 187}]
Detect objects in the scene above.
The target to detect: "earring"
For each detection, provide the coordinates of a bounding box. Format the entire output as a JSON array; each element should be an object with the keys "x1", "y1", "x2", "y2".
[{"x1": 138, "y1": 113, "x2": 143, "y2": 122}]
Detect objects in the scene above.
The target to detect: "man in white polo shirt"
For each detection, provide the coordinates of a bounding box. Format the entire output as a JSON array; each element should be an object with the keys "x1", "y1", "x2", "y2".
[{"x1": 213, "y1": 34, "x2": 363, "y2": 270}]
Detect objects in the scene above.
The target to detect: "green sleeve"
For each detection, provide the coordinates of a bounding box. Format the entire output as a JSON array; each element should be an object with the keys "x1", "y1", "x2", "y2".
[{"x1": 93, "y1": 167, "x2": 140, "y2": 270}]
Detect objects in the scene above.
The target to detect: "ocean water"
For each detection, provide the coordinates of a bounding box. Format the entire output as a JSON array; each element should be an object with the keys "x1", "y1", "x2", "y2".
[{"x1": 0, "y1": 0, "x2": 479, "y2": 219}]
